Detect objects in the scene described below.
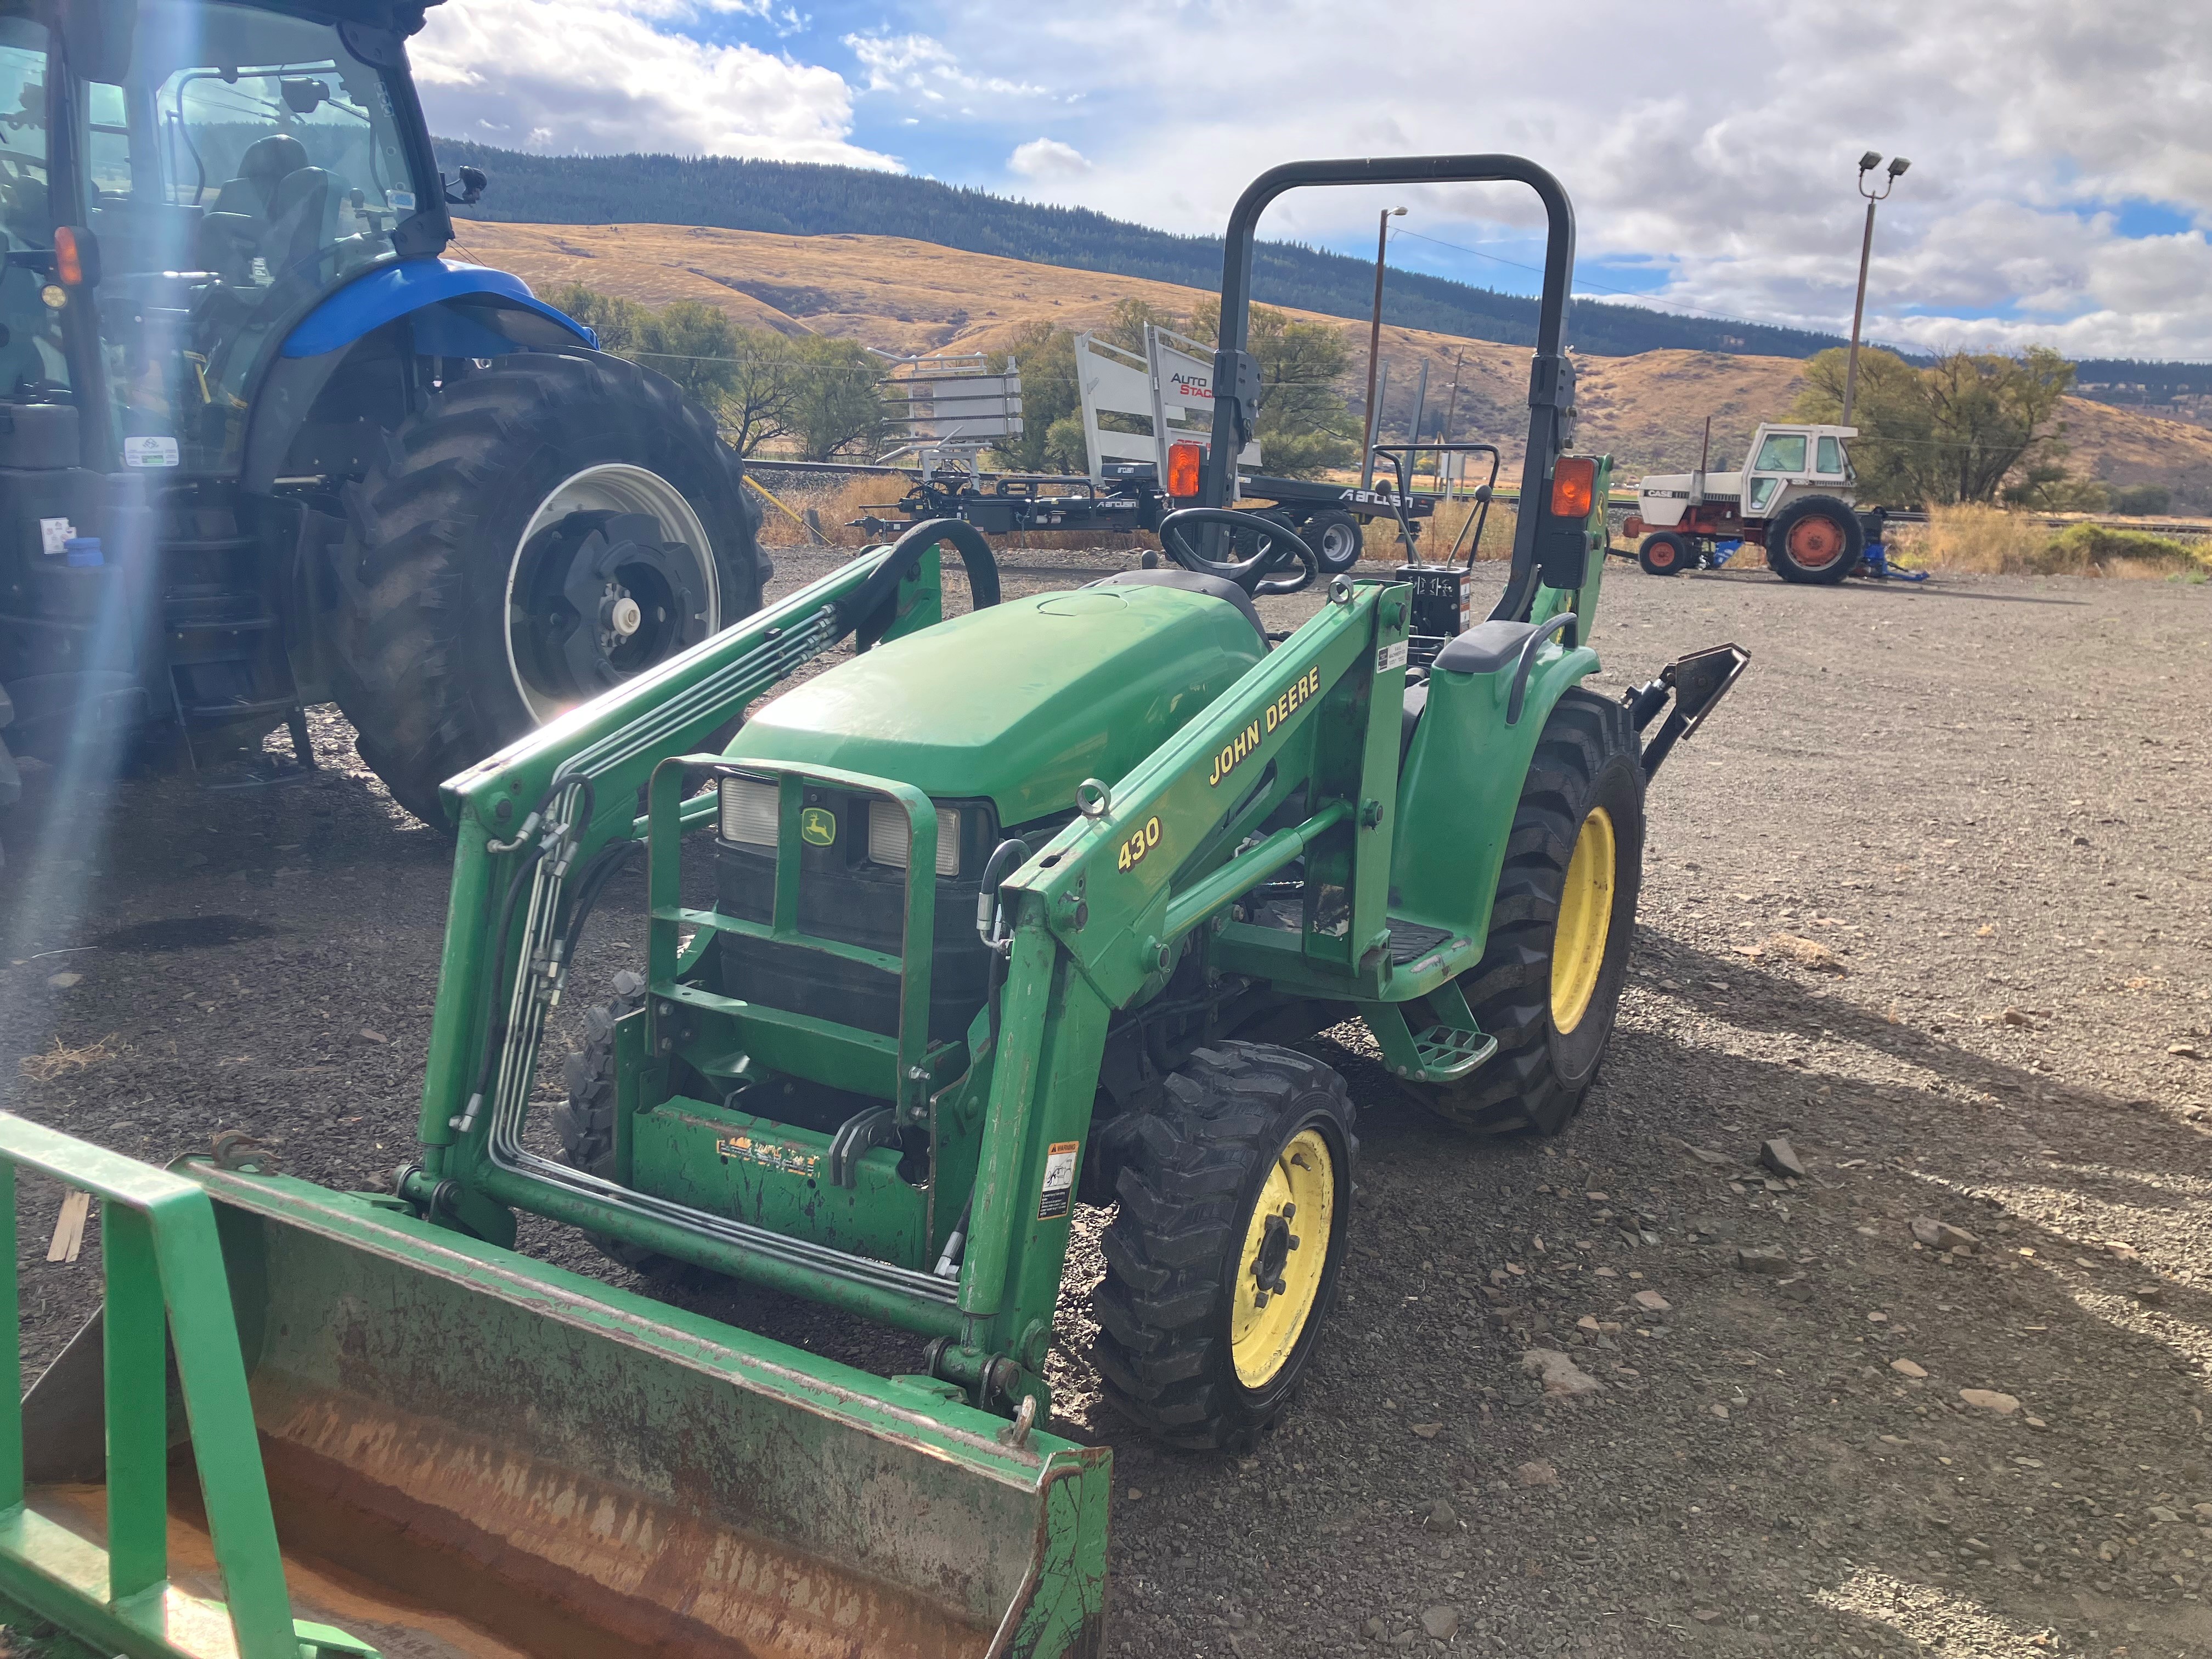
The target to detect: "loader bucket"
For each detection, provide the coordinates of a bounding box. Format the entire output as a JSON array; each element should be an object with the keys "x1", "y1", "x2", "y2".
[{"x1": 7, "y1": 1120, "x2": 1108, "y2": 1659}]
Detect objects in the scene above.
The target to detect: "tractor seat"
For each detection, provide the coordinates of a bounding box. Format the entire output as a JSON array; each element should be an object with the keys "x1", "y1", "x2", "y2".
[
  {"x1": 1433, "y1": 618, "x2": 1545, "y2": 675},
  {"x1": 1088, "y1": 569, "x2": 1267, "y2": 644},
  {"x1": 212, "y1": 134, "x2": 312, "y2": 219}
]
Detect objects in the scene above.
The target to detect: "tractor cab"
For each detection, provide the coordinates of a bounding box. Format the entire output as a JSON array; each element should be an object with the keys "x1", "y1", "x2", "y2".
[
  {"x1": 0, "y1": 0, "x2": 454, "y2": 477},
  {"x1": 1739, "y1": 421, "x2": 1857, "y2": 516},
  {"x1": 0, "y1": 0, "x2": 766, "y2": 830}
]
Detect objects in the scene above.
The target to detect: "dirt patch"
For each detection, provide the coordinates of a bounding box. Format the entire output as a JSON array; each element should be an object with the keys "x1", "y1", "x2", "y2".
[{"x1": 5, "y1": 555, "x2": 2210, "y2": 1658}]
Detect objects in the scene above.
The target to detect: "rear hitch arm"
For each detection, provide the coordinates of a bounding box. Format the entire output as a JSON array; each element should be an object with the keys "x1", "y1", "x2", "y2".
[{"x1": 1627, "y1": 642, "x2": 1750, "y2": 779}]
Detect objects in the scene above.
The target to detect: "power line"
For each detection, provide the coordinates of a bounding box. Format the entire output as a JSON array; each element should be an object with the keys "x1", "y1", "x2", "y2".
[{"x1": 1390, "y1": 225, "x2": 1876, "y2": 339}]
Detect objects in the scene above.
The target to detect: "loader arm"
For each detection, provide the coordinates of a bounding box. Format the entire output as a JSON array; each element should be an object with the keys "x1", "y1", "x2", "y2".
[{"x1": 405, "y1": 523, "x2": 992, "y2": 1239}]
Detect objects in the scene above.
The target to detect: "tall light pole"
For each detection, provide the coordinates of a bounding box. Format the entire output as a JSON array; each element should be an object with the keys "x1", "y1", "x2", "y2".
[
  {"x1": 1842, "y1": 151, "x2": 1909, "y2": 426},
  {"x1": 1360, "y1": 205, "x2": 1406, "y2": 489}
]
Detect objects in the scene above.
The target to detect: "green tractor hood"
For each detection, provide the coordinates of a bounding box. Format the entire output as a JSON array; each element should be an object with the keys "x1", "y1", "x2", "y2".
[{"x1": 729, "y1": 582, "x2": 1265, "y2": 824}]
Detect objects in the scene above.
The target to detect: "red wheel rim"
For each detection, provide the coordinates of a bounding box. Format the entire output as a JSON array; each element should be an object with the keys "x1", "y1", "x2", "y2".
[
  {"x1": 1649, "y1": 542, "x2": 1675, "y2": 568},
  {"x1": 1786, "y1": 516, "x2": 1847, "y2": 568}
]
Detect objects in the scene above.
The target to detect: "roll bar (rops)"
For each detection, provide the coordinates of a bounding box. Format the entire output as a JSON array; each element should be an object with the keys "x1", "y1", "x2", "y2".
[{"x1": 1199, "y1": 156, "x2": 1579, "y2": 623}]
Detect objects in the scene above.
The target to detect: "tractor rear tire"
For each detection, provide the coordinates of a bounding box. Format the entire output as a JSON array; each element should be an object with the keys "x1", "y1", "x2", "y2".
[
  {"x1": 331, "y1": 351, "x2": 768, "y2": 826},
  {"x1": 1415, "y1": 687, "x2": 1644, "y2": 1136},
  {"x1": 1092, "y1": 1043, "x2": 1356, "y2": 1453},
  {"x1": 1303, "y1": 509, "x2": 1364, "y2": 574},
  {"x1": 555, "y1": 978, "x2": 699, "y2": 1285},
  {"x1": 1763, "y1": 494, "x2": 1863, "y2": 585},
  {"x1": 1638, "y1": 531, "x2": 1690, "y2": 575}
]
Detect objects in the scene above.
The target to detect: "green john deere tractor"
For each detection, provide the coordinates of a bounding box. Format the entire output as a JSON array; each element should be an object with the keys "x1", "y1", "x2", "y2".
[
  {"x1": 4, "y1": 155, "x2": 1746, "y2": 1659},
  {"x1": 0, "y1": 0, "x2": 765, "y2": 853}
]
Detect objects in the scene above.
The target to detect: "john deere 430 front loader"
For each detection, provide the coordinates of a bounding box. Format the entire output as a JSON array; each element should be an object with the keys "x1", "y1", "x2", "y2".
[{"x1": 4, "y1": 156, "x2": 1746, "y2": 1659}]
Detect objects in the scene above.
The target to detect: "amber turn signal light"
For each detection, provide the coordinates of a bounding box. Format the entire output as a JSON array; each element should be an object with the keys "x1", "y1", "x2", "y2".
[
  {"x1": 1167, "y1": 440, "x2": 1203, "y2": 498},
  {"x1": 1549, "y1": 455, "x2": 1596, "y2": 521}
]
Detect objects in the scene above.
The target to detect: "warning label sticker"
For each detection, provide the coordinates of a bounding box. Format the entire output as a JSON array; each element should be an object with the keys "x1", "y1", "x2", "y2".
[
  {"x1": 717, "y1": 1134, "x2": 819, "y2": 1179},
  {"x1": 1376, "y1": 640, "x2": 1409, "y2": 673},
  {"x1": 1037, "y1": 1140, "x2": 1081, "y2": 1220}
]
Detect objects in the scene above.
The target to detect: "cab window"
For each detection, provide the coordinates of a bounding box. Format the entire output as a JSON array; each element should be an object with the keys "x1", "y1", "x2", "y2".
[
  {"x1": 0, "y1": 19, "x2": 67, "y2": 404},
  {"x1": 1815, "y1": 435, "x2": 1844, "y2": 476},
  {"x1": 1752, "y1": 432, "x2": 1807, "y2": 473}
]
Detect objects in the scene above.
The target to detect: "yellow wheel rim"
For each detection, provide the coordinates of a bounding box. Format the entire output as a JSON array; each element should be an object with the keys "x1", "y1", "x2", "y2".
[
  {"x1": 1229, "y1": 1127, "x2": 1336, "y2": 1389},
  {"x1": 1550, "y1": 806, "x2": 1617, "y2": 1035}
]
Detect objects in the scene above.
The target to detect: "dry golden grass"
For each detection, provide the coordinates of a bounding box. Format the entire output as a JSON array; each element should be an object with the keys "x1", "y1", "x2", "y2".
[
  {"x1": 1891, "y1": 505, "x2": 2210, "y2": 578},
  {"x1": 461, "y1": 219, "x2": 2212, "y2": 499},
  {"x1": 19, "y1": 1033, "x2": 123, "y2": 1082}
]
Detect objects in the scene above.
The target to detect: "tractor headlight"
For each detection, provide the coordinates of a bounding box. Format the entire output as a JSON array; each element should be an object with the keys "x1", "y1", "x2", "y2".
[
  {"x1": 718, "y1": 777, "x2": 778, "y2": 847},
  {"x1": 870, "y1": 800, "x2": 961, "y2": 876}
]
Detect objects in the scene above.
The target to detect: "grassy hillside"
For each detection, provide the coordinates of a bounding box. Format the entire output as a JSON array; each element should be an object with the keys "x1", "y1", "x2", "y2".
[
  {"x1": 454, "y1": 219, "x2": 2212, "y2": 501},
  {"x1": 434, "y1": 140, "x2": 1853, "y2": 360}
]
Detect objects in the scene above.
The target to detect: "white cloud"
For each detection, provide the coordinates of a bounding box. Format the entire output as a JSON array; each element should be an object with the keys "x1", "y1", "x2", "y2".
[
  {"x1": 1008, "y1": 138, "x2": 1091, "y2": 180},
  {"x1": 900, "y1": 0, "x2": 2212, "y2": 359},
  {"x1": 840, "y1": 32, "x2": 1051, "y2": 101},
  {"x1": 414, "y1": 0, "x2": 894, "y2": 168},
  {"x1": 415, "y1": 0, "x2": 2212, "y2": 356}
]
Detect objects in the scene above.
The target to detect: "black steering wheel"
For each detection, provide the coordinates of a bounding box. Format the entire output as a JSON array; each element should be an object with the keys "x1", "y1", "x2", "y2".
[{"x1": 1158, "y1": 507, "x2": 1320, "y2": 597}]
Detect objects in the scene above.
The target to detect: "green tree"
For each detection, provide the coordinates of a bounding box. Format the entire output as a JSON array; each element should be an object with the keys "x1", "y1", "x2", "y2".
[
  {"x1": 1190, "y1": 298, "x2": 1359, "y2": 477},
  {"x1": 543, "y1": 282, "x2": 650, "y2": 355},
  {"x1": 1792, "y1": 345, "x2": 2080, "y2": 506},
  {"x1": 714, "y1": 328, "x2": 806, "y2": 457},
  {"x1": 788, "y1": 335, "x2": 887, "y2": 461},
  {"x1": 633, "y1": 299, "x2": 742, "y2": 407},
  {"x1": 983, "y1": 320, "x2": 1079, "y2": 473}
]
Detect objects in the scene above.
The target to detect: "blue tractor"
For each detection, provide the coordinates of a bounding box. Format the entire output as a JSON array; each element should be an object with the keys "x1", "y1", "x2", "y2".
[{"x1": 0, "y1": 0, "x2": 767, "y2": 845}]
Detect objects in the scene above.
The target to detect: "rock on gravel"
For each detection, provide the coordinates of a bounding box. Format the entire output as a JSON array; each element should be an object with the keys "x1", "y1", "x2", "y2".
[
  {"x1": 1421, "y1": 1607, "x2": 1460, "y2": 1641},
  {"x1": 1758, "y1": 1136, "x2": 1807, "y2": 1178},
  {"x1": 1514, "y1": 1460, "x2": 1560, "y2": 1488},
  {"x1": 1891, "y1": 1358, "x2": 1928, "y2": 1379},
  {"x1": 1911, "y1": 1216, "x2": 1980, "y2": 1251},
  {"x1": 1630, "y1": 1288, "x2": 1672, "y2": 1313},
  {"x1": 1735, "y1": 1245, "x2": 1791, "y2": 1274},
  {"x1": 1521, "y1": 1349, "x2": 1602, "y2": 1397},
  {"x1": 1424, "y1": 1497, "x2": 1459, "y2": 1533},
  {"x1": 1959, "y1": 1388, "x2": 2020, "y2": 1414}
]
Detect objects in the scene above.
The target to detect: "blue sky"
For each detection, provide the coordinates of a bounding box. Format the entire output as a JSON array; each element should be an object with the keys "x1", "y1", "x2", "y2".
[{"x1": 413, "y1": 0, "x2": 2212, "y2": 360}]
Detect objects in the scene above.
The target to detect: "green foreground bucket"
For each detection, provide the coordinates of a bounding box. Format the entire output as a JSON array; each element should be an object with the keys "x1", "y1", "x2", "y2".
[{"x1": 6, "y1": 1119, "x2": 1108, "y2": 1659}]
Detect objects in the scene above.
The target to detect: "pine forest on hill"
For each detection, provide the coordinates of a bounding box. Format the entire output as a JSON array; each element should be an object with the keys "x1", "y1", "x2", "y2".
[{"x1": 434, "y1": 140, "x2": 1853, "y2": 361}]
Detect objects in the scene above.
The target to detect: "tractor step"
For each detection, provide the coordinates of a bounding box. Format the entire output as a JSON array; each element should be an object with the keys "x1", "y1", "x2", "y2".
[
  {"x1": 1409, "y1": 1020, "x2": 1497, "y2": 1081},
  {"x1": 1361, "y1": 980, "x2": 1496, "y2": 1084}
]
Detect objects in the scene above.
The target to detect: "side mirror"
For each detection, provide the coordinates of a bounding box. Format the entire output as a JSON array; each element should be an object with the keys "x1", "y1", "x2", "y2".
[
  {"x1": 280, "y1": 76, "x2": 329, "y2": 115},
  {"x1": 443, "y1": 166, "x2": 487, "y2": 207}
]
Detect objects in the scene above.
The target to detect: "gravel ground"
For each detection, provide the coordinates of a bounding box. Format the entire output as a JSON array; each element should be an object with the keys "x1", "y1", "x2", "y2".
[{"x1": 4, "y1": 550, "x2": 2211, "y2": 1659}]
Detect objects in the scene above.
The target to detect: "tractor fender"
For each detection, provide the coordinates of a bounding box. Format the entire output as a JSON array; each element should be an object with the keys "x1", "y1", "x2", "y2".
[
  {"x1": 241, "y1": 258, "x2": 599, "y2": 493},
  {"x1": 279, "y1": 258, "x2": 596, "y2": 360},
  {"x1": 1389, "y1": 641, "x2": 1601, "y2": 946}
]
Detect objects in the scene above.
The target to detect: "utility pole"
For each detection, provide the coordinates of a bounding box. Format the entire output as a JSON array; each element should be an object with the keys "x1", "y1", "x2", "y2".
[
  {"x1": 1439, "y1": 350, "x2": 1465, "y2": 498},
  {"x1": 1360, "y1": 204, "x2": 1406, "y2": 489},
  {"x1": 1408, "y1": 359, "x2": 1430, "y2": 483},
  {"x1": 1842, "y1": 151, "x2": 1910, "y2": 427}
]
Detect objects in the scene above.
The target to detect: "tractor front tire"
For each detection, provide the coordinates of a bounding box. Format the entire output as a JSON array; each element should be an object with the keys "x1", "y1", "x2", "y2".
[
  {"x1": 1417, "y1": 687, "x2": 1644, "y2": 1136},
  {"x1": 1303, "y1": 509, "x2": 1365, "y2": 574},
  {"x1": 1764, "y1": 494, "x2": 1863, "y2": 585},
  {"x1": 332, "y1": 351, "x2": 768, "y2": 826},
  {"x1": 1092, "y1": 1043, "x2": 1356, "y2": 1453},
  {"x1": 555, "y1": 977, "x2": 698, "y2": 1285},
  {"x1": 1638, "y1": 531, "x2": 1690, "y2": 575}
]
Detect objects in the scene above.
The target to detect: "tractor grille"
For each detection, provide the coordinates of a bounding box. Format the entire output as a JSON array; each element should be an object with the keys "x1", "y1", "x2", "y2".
[{"x1": 714, "y1": 785, "x2": 997, "y2": 1043}]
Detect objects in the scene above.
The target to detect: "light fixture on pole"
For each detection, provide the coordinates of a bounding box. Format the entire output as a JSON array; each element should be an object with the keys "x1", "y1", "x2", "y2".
[
  {"x1": 1361, "y1": 205, "x2": 1407, "y2": 489},
  {"x1": 1842, "y1": 152, "x2": 1909, "y2": 426}
]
